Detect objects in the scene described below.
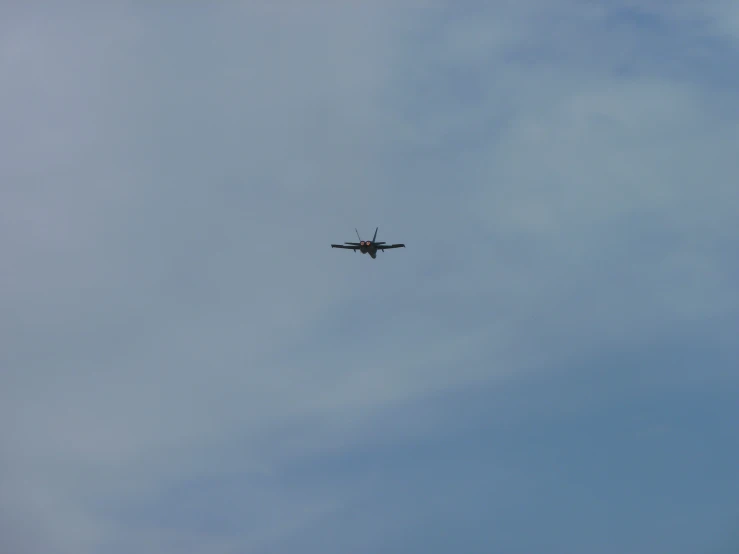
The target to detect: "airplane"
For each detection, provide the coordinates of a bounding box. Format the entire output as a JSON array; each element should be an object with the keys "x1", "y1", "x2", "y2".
[{"x1": 331, "y1": 227, "x2": 405, "y2": 259}]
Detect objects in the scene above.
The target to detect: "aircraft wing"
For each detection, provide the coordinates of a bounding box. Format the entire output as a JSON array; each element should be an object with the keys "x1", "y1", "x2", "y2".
[
  {"x1": 380, "y1": 244, "x2": 405, "y2": 249},
  {"x1": 331, "y1": 244, "x2": 356, "y2": 249}
]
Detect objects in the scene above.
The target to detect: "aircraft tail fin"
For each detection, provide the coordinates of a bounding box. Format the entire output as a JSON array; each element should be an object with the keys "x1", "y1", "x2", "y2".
[
  {"x1": 372, "y1": 227, "x2": 378, "y2": 243},
  {"x1": 355, "y1": 228, "x2": 362, "y2": 242}
]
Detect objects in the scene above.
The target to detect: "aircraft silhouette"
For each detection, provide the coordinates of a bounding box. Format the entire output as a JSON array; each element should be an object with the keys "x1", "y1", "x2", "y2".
[{"x1": 331, "y1": 228, "x2": 405, "y2": 259}]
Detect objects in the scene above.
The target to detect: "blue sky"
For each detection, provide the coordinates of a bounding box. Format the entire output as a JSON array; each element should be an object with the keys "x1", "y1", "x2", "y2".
[{"x1": 2, "y1": 2, "x2": 738, "y2": 553}]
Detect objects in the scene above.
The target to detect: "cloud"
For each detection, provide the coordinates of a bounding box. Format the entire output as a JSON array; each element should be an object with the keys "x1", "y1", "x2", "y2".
[{"x1": 2, "y1": 1, "x2": 738, "y2": 553}]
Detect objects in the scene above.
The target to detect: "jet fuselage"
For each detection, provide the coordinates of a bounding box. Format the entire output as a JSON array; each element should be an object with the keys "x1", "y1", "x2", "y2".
[{"x1": 359, "y1": 242, "x2": 377, "y2": 258}]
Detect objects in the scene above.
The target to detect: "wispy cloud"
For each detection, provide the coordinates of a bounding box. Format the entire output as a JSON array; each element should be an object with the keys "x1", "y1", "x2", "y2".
[{"x1": 2, "y1": 2, "x2": 738, "y2": 553}]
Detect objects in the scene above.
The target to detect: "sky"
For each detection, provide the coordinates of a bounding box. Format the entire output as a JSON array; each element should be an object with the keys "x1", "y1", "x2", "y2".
[{"x1": 1, "y1": 1, "x2": 738, "y2": 553}]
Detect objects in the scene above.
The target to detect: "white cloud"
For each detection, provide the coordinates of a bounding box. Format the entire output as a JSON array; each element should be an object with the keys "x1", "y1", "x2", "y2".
[{"x1": 1, "y1": 1, "x2": 738, "y2": 552}]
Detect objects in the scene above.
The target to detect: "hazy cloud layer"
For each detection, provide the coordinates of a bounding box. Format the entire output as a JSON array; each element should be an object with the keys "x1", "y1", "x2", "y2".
[{"x1": 2, "y1": 2, "x2": 738, "y2": 553}]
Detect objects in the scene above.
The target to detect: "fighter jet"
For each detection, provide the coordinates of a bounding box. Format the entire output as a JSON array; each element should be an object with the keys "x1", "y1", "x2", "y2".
[{"x1": 331, "y1": 228, "x2": 405, "y2": 259}]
